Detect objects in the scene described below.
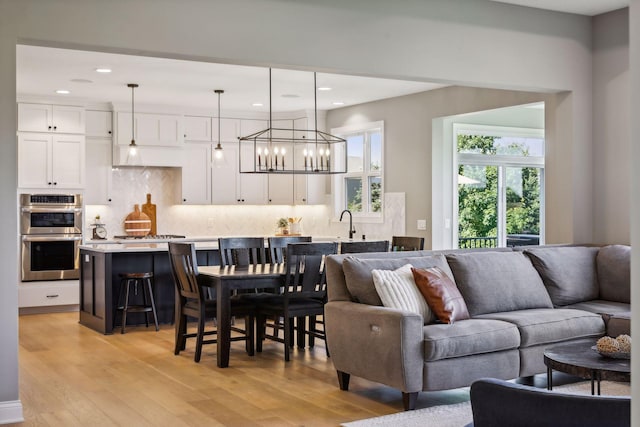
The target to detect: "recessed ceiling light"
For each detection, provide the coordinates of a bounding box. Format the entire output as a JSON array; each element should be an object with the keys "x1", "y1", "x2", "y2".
[
  {"x1": 55, "y1": 89, "x2": 70, "y2": 94},
  {"x1": 332, "y1": 101, "x2": 345, "y2": 106},
  {"x1": 95, "y1": 68, "x2": 112, "y2": 73},
  {"x1": 281, "y1": 94, "x2": 299, "y2": 98},
  {"x1": 318, "y1": 87, "x2": 332, "y2": 91},
  {"x1": 71, "y1": 78, "x2": 93, "y2": 84},
  {"x1": 252, "y1": 102, "x2": 264, "y2": 107}
]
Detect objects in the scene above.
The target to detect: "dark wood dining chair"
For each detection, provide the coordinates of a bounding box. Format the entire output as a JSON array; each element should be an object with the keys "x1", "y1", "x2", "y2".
[
  {"x1": 168, "y1": 242, "x2": 255, "y2": 362},
  {"x1": 340, "y1": 240, "x2": 389, "y2": 254},
  {"x1": 268, "y1": 235, "x2": 312, "y2": 263},
  {"x1": 256, "y1": 242, "x2": 338, "y2": 361},
  {"x1": 391, "y1": 236, "x2": 425, "y2": 251},
  {"x1": 218, "y1": 237, "x2": 268, "y2": 266}
]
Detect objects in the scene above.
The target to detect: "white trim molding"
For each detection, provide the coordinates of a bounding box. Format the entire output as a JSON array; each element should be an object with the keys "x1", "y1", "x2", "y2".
[{"x1": 0, "y1": 400, "x2": 24, "y2": 424}]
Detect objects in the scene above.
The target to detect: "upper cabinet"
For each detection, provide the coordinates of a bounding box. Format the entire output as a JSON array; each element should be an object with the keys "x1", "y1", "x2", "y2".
[
  {"x1": 18, "y1": 133, "x2": 85, "y2": 189},
  {"x1": 115, "y1": 111, "x2": 183, "y2": 146},
  {"x1": 85, "y1": 110, "x2": 113, "y2": 138},
  {"x1": 184, "y1": 115, "x2": 212, "y2": 142},
  {"x1": 18, "y1": 103, "x2": 85, "y2": 134}
]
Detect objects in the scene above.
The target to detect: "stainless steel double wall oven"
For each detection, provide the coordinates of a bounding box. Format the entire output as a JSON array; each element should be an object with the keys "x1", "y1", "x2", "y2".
[{"x1": 20, "y1": 194, "x2": 83, "y2": 281}]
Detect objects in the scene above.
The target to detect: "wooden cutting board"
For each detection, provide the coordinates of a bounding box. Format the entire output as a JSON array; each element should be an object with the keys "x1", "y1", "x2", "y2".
[
  {"x1": 124, "y1": 204, "x2": 151, "y2": 236},
  {"x1": 141, "y1": 193, "x2": 157, "y2": 236}
]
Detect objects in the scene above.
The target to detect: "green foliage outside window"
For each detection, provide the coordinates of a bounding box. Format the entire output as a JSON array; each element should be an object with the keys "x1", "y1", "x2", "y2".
[{"x1": 458, "y1": 134, "x2": 540, "y2": 245}]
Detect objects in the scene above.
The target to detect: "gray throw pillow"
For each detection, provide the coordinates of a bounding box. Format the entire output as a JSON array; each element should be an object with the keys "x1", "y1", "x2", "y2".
[
  {"x1": 446, "y1": 251, "x2": 553, "y2": 316},
  {"x1": 342, "y1": 255, "x2": 451, "y2": 306},
  {"x1": 597, "y1": 245, "x2": 630, "y2": 303},
  {"x1": 524, "y1": 246, "x2": 599, "y2": 306}
]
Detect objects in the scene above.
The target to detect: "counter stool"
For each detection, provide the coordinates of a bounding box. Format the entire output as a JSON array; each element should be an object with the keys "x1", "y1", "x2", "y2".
[{"x1": 115, "y1": 272, "x2": 159, "y2": 334}]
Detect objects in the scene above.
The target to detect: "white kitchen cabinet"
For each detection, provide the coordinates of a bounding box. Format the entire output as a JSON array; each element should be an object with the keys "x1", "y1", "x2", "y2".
[
  {"x1": 212, "y1": 118, "x2": 240, "y2": 143},
  {"x1": 19, "y1": 281, "x2": 79, "y2": 308},
  {"x1": 211, "y1": 142, "x2": 239, "y2": 204},
  {"x1": 184, "y1": 115, "x2": 212, "y2": 141},
  {"x1": 84, "y1": 138, "x2": 113, "y2": 204},
  {"x1": 211, "y1": 142, "x2": 268, "y2": 205},
  {"x1": 18, "y1": 133, "x2": 85, "y2": 189},
  {"x1": 240, "y1": 119, "x2": 267, "y2": 138},
  {"x1": 115, "y1": 111, "x2": 183, "y2": 146},
  {"x1": 18, "y1": 103, "x2": 86, "y2": 134},
  {"x1": 267, "y1": 120, "x2": 294, "y2": 204},
  {"x1": 85, "y1": 110, "x2": 113, "y2": 138},
  {"x1": 181, "y1": 143, "x2": 212, "y2": 204},
  {"x1": 292, "y1": 142, "x2": 326, "y2": 205}
]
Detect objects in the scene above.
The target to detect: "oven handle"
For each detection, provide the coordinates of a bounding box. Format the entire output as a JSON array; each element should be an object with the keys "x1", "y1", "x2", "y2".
[
  {"x1": 21, "y1": 207, "x2": 83, "y2": 213},
  {"x1": 21, "y1": 235, "x2": 83, "y2": 242}
]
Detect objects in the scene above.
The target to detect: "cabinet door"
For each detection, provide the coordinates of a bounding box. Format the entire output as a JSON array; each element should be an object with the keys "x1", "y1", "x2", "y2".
[
  {"x1": 240, "y1": 119, "x2": 268, "y2": 138},
  {"x1": 212, "y1": 118, "x2": 240, "y2": 143},
  {"x1": 267, "y1": 120, "x2": 294, "y2": 204},
  {"x1": 181, "y1": 143, "x2": 212, "y2": 204},
  {"x1": 52, "y1": 134, "x2": 85, "y2": 188},
  {"x1": 116, "y1": 112, "x2": 183, "y2": 146},
  {"x1": 18, "y1": 133, "x2": 51, "y2": 188},
  {"x1": 184, "y1": 116, "x2": 211, "y2": 141},
  {"x1": 239, "y1": 142, "x2": 268, "y2": 204},
  {"x1": 86, "y1": 110, "x2": 113, "y2": 138},
  {"x1": 211, "y1": 143, "x2": 240, "y2": 204},
  {"x1": 85, "y1": 138, "x2": 113, "y2": 204},
  {"x1": 18, "y1": 103, "x2": 52, "y2": 132},
  {"x1": 52, "y1": 105, "x2": 85, "y2": 134}
]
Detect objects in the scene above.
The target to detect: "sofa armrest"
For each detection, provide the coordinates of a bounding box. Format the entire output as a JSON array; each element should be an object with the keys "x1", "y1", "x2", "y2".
[{"x1": 325, "y1": 300, "x2": 424, "y2": 392}]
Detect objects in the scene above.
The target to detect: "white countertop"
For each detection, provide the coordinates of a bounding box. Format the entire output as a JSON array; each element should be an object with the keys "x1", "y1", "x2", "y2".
[{"x1": 80, "y1": 235, "x2": 370, "y2": 253}]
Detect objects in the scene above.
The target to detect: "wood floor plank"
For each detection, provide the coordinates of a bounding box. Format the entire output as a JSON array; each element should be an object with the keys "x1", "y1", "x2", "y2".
[{"x1": 13, "y1": 312, "x2": 463, "y2": 426}]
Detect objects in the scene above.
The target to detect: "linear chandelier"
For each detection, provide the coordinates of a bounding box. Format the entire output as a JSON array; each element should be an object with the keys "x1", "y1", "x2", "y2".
[{"x1": 238, "y1": 69, "x2": 347, "y2": 174}]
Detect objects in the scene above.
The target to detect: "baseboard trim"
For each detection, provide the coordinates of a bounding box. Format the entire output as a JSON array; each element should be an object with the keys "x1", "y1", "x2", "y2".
[{"x1": 0, "y1": 400, "x2": 24, "y2": 424}]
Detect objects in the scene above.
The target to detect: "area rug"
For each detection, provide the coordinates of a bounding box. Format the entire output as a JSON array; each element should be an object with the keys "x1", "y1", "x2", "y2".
[{"x1": 341, "y1": 381, "x2": 630, "y2": 427}]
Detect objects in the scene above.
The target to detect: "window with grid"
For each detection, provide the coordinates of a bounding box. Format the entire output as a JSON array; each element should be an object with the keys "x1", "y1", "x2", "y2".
[{"x1": 333, "y1": 121, "x2": 384, "y2": 219}]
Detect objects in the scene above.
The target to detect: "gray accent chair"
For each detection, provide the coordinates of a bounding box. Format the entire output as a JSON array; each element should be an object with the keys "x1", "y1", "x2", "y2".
[{"x1": 467, "y1": 378, "x2": 630, "y2": 427}]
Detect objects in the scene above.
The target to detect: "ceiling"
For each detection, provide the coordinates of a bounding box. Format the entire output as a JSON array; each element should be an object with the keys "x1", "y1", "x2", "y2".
[
  {"x1": 491, "y1": 0, "x2": 628, "y2": 16},
  {"x1": 17, "y1": 45, "x2": 445, "y2": 113}
]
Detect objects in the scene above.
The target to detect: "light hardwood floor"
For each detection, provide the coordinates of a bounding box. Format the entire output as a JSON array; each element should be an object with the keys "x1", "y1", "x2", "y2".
[{"x1": 12, "y1": 312, "x2": 471, "y2": 426}]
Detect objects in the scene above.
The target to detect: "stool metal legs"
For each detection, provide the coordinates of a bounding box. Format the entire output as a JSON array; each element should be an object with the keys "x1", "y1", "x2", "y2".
[{"x1": 116, "y1": 275, "x2": 159, "y2": 334}]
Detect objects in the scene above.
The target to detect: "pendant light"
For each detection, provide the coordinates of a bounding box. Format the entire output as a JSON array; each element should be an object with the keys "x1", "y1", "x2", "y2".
[
  {"x1": 213, "y1": 89, "x2": 226, "y2": 166},
  {"x1": 238, "y1": 69, "x2": 347, "y2": 174},
  {"x1": 126, "y1": 83, "x2": 142, "y2": 165}
]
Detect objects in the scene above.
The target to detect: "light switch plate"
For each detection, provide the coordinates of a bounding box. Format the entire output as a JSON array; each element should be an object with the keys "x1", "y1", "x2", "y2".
[{"x1": 417, "y1": 219, "x2": 427, "y2": 230}]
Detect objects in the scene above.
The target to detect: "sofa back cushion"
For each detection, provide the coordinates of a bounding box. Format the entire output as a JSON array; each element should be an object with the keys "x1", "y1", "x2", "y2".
[
  {"x1": 524, "y1": 246, "x2": 599, "y2": 306},
  {"x1": 597, "y1": 245, "x2": 631, "y2": 303},
  {"x1": 342, "y1": 255, "x2": 452, "y2": 306},
  {"x1": 446, "y1": 251, "x2": 553, "y2": 316}
]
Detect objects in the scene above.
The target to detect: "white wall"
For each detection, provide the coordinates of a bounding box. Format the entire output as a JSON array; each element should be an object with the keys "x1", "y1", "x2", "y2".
[
  {"x1": 0, "y1": 0, "x2": 609, "y2": 421},
  {"x1": 592, "y1": 8, "x2": 630, "y2": 245}
]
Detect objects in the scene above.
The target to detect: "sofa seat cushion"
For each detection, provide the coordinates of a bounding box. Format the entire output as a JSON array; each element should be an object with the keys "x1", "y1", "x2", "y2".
[
  {"x1": 445, "y1": 251, "x2": 553, "y2": 316},
  {"x1": 524, "y1": 246, "x2": 599, "y2": 306},
  {"x1": 342, "y1": 255, "x2": 453, "y2": 306},
  {"x1": 597, "y1": 245, "x2": 631, "y2": 303},
  {"x1": 476, "y1": 308, "x2": 604, "y2": 348},
  {"x1": 423, "y1": 319, "x2": 520, "y2": 362},
  {"x1": 564, "y1": 300, "x2": 630, "y2": 317}
]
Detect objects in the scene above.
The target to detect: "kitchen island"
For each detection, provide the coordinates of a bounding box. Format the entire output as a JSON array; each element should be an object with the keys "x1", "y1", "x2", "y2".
[{"x1": 79, "y1": 241, "x2": 220, "y2": 334}]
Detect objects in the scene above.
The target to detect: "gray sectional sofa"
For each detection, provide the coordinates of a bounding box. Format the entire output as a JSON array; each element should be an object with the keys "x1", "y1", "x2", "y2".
[{"x1": 324, "y1": 245, "x2": 631, "y2": 410}]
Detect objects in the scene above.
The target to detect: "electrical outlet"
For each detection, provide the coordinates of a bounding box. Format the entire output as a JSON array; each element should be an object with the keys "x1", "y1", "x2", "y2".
[
  {"x1": 417, "y1": 219, "x2": 427, "y2": 230},
  {"x1": 207, "y1": 217, "x2": 215, "y2": 229}
]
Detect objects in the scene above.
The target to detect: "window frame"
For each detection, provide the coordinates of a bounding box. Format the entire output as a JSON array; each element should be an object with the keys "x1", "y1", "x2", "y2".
[
  {"x1": 454, "y1": 123, "x2": 545, "y2": 248},
  {"x1": 331, "y1": 121, "x2": 384, "y2": 223}
]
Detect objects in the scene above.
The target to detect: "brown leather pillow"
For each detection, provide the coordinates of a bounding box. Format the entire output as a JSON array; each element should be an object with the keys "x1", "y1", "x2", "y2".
[{"x1": 411, "y1": 267, "x2": 470, "y2": 324}]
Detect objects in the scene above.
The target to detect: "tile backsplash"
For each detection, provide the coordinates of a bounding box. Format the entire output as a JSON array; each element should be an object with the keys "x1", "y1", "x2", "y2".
[{"x1": 85, "y1": 167, "x2": 405, "y2": 240}]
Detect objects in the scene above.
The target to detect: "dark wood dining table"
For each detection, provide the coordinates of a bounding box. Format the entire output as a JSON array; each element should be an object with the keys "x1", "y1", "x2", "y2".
[{"x1": 197, "y1": 263, "x2": 285, "y2": 368}]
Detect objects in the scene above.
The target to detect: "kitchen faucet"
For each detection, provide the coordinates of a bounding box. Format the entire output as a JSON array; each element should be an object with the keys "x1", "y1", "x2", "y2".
[{"x1": 339, "y1": 209, "x2": 356, "y2": 239}]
